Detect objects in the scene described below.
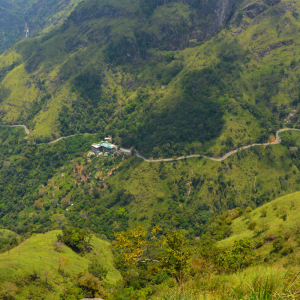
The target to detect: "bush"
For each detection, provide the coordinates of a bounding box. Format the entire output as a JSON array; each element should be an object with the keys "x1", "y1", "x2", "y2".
[
  {"x1": 166, "y1": 52, "x2": 174, "y2": 62},
  {"x1": 77, "y1": 274, "x2": 107, "y2": 298},
  {"x1": 248, "y1": 221, "x2": 257, "y2": 230},
  {"x1": 88, "y1": 259, "x2": 108, "y2": 280},
  {"x1": 57, "y1": 227, "x2": 92, "y2": 253},
  {"x1": 272, "y1": 237, "x2": 284, "y2": 253},
  {"x1": 260, "y1": 208, "x2": 267, "y2": 218}
]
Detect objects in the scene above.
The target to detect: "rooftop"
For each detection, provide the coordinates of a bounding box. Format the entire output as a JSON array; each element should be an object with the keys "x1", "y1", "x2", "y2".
[
  {"x1": 98, "y1": 141, "x2": 116, "y2": 149},
  {"x1": 92, "y1": 143, "x2": 101, "y2": 148}
]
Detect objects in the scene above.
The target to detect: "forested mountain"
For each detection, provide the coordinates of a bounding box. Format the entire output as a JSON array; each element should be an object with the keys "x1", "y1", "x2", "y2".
[
  {"x1": 1, "y1": 0, "x2": 299, "y2": 158},
  {"x1": 0, "y1": 0, "x2": 81, "y2": 52}
]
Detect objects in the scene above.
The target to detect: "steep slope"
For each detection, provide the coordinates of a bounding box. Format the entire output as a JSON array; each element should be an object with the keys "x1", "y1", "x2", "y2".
[
  {"x1": 1, "y1": 126, "x2": 300, "y2": 241},
  {"x1": 0, "y1": 0, "x2": 289, "y2": 157},
  {"x1": 218, "y1": 190, "x2": 300, "y2": 268},
  {"x1": 0, "y1": 0, "x2": 81, "y2": 53},
  {"x1": 0, "y1": 230, "x2": 121, "y2": 299}
]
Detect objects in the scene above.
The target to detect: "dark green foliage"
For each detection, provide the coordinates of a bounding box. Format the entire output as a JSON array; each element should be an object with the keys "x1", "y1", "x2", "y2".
[
  {"x1": 0, "y1": 232, "x2": 18, "y2": 252},
  {"x1": 139, "y1": 0, "x2": 154, "y2": 16},
  {"x1": 215, "y1": 239, "x2": 256, "y2": 273},
  {"x1": 57, "y1": 226, "x2": 92, "y2": 252},
  {"x1": 166, "y1": 52, "x2": 174, "y2": 62},
  {"x1": 59, "y1": 68, "x2": 115, "y2": 136},
  {"x1": 88, "y1": 259, "x2": 108, "y2": 280},
  {"x1": 248, "y1": 221, "x2": 257, "y2": 230}
]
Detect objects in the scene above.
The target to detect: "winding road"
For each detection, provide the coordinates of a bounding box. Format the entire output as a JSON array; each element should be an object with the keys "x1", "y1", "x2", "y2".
[
  {"x1": 122, "y1": 128, "x2": 300, "y2": 162},
  {"x1": 1, "y1": 124, "x2": 299, "y2": 162}
]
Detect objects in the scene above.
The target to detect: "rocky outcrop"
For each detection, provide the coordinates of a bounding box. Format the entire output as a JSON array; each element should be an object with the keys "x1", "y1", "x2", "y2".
[
  {"x1": 243, "y1": 0, "x2": 281, "y2": 19},
  {"x1": 259, "y1": 39, "x2": 294, "y2": 57},
  {"x1": 135, "y1": 0, "x2": 243, "y2": 51},
  {"x1": 244, "y1": 1, "x2": 268, "y2": 19}
]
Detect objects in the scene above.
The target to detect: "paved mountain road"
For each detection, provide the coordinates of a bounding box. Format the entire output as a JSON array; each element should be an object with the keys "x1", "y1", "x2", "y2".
[
  {"x1": 2, "y1": 125, "x2": 300, "y2": 162},
  {"x1": 122, "y1": 128, "x2": 300, "y2": 162}
]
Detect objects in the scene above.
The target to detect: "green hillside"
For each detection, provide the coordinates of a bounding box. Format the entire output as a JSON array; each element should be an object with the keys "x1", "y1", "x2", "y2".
[
  {"x1": 0, "y1": 230, "x2": 121, "y2": 299},
  {"x1": 1, "y1": 125, "x2": 300, "y2": 244},
  {"x1": 3, "y1": 0, "x2": 300, "y2": 298},
  {"x1": 1, "y1": 0, "x2": 300, "y2": 158},
  {"x1": 150, "y1": 192, "x2": 300, "y2": 300},
  {"x1": 219, "y1": 191, "x2": 300, "y2": 263}
]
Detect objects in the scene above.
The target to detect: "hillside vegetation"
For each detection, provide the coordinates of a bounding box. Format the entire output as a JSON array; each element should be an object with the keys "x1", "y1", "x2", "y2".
[
  {"x1": 0, "y1": 0, "x2": 81, "y2": 53},
  {"x1": 152, "y1": 191, "x2": 300, "y2": 299},
  {"x1": 0, "y1": 230, "x2": 121, "y2": 299},
  {"x1": 1, "y1": 126, "x2": 300, "y2": 244},
  {"x1": 1, "y1": 0, "x2": 300, "y2": 158}
]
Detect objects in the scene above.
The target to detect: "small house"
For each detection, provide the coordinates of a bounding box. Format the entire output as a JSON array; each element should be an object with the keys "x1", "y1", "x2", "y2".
[
  {"x1": 98, "y1": 141, "x2": 117, "y2": 155},
  {"x1": 91, "y1": 143, "x2": 101, "y2": 155},
  {"x1": 91, "y1": 141, "x2": 117, "y2": 156}
]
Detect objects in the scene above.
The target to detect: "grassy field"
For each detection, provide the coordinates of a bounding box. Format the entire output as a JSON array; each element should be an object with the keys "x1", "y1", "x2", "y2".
[
  {"x1": 0, "y1": 230, "x2": 121, "y2": 299},
  {"x1": 219, "y1": 191, "x2": 300, "y2": 246}
]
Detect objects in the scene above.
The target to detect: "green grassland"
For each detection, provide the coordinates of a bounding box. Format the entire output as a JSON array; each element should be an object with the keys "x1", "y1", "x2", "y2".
[
  {"x1": 220, "y1": 191, "x2": 300, "y2": 242},
  {"x1": 1, "y1": 0, "x2": 300, "y2": 157},
  {"x1": 0, "y1": 230, "x2": 121, "y2": 299}
]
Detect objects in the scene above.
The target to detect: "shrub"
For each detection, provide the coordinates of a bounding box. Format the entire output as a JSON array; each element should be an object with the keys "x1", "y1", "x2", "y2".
[
  {"x1": 272, "y1": 238, "x2": 284, "y2": 253},
  {"x1": 245, "y1": 207, "x2": 253, "y2": 213},
  {"x1": 254, "y1": 222, "x2": 269, "y2": 236},
  {"x1": 88, "y1": 259, "x2": 108, "y2": 280},
  {"x1": 248, "y1": 221, "x2": 257, "y2": 230},
  {"x1": 0, "y1": 282, "x2": 19, "y2": 299},
  {"x1": 57, "y1": 227, "x2": 92, "y2": 253},
  {"x1": 166, "y1": 52, "x2": 174, "y2": 62},
  {"x1": 260, "y1": 208, "x2": 267, "y2": 218},
  {"x1": 77, "y1": 274, "x2": 107, "y2": 298}
]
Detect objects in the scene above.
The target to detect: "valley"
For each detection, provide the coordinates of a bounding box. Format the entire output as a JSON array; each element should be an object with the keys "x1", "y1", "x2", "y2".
[{"x1": 1, "y1": 0, "x2": 300, "y2": 298}]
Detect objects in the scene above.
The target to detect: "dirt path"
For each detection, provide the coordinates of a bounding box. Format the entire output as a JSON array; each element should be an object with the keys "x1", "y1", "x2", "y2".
[{"x1": 2, "y1": 125, "x2": 299, "y2": 162}]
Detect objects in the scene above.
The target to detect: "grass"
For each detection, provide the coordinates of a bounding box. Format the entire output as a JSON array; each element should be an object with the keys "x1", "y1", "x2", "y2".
[
  {"x1": 218, "y1": 191, "x2": 300, "y2": 249},
  {"x1": 154, "y1": 267, "x2": 300, "y2": 300},
  {"x1": 0, "y1": 230, "x2": 121, "y2": 299}
]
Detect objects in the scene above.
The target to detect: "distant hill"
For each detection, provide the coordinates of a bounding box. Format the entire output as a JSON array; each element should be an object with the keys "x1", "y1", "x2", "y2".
[{"x1": 0, "y1": 0, "x2": 81, "y2": 53}]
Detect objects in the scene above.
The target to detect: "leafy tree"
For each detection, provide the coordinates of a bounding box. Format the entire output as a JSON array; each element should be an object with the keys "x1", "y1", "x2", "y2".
[
  {"x1": 248, "y1": 221, "x2": 257, "y2": 230},
  {"x1": 88, "y1": 259, "x2": 108, "y2": 280},
  {"x1": 114, "y1": 224, "x2": 195, "y2": 284},
  {"x1": 159, "y1": 230, "x2": 195, "y2": 284},
  {"x1": 166, "y1": 52, "x2": 175, "y2": 62},
  {"x1": 214, "y1": 239, "x2": 256, "y2": 273},
  {"x1": 77, "y1": 274, "x2": 107, "y2": 298},
  {"x1": 57, "y1": 227, "x2": 92, "y2": 253}
]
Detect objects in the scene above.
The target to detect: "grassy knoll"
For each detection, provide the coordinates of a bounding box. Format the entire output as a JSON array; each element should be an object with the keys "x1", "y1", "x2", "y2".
[
  {"x1": 0, "y1": 230, "x2": 121, "y2": 299},
  {"x1": 219, "y1": 191, "x2": 300, "y2": 245}
]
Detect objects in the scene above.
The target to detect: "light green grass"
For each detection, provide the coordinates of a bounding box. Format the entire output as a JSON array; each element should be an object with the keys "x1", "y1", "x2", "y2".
[
  {"x1": 0, "y1": 230, "x2": 121, "y2": 299},
  {"x1": 219, "y1": 191, "x2": 300, "y2": 247}
]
